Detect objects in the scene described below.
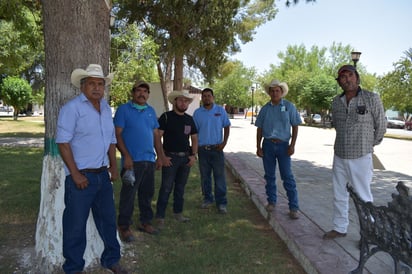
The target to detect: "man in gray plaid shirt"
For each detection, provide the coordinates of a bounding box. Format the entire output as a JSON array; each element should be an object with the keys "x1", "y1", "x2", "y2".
[{"x1": 323, "y1": 65, "x2": 386, "y2": 240}]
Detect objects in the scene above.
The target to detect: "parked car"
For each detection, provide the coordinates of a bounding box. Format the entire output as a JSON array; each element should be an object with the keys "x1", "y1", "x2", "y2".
[
  {"x1": 386, "y1": 117, "x2": 405, "y2": 129},
  {"x1": 312, "y1": 114, "x2": 322, "y2": 124},
  {"x1": 405, "y1": 119, "x2": 412, "y2": 130}
]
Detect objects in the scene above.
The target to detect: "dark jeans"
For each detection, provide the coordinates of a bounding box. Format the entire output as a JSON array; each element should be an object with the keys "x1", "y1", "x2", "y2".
[
  {"x1": 198, "y1": 147, "x2": 227, "y2": 206},
  {"x1": 262, "y1": 139, "x2": 299, "y2": 210},
  {"x1": 155, "y1": 154, "x2": 191, "y2": 218},
  {"x1": 117, "y1": 161, "x2": 155, "y2": 226},
  {"x1": 62, "y1": 170, "x2": 120, "y2": 273}
]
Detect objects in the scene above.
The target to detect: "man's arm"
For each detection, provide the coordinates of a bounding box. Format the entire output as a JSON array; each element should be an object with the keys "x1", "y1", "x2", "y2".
[
  {"x1": 218, "y1": 126, "x2": 230, "y2": 151},
  {"x1": 115, "y1": 126, "x2": 133, "y2": 170},
  {"x1": 188, "y1": 134, "x2": 198, "y2": 166},
  {"x1": 155, "y1": 128, "x2": 169, "y2": 167},
  {"x1": 256, "y1": 127, "x2": 263, "y2": 157},
  {"x1": 108, "y1": 143, "x2": 119, "y2": 181},
  {"x1": 288, "y1": 125, "x2": 298, "y2": 156},
  {"x1": 58, "y1": 143, "x2": 88, "y2": 189}
]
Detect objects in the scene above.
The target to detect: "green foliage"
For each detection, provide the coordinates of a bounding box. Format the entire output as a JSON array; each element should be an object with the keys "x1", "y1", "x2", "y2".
[
  {"x1": 377, "y1": 53, "x2": 412, "y2": 114},
  {"x1": 0, "y1": 1, "x2": 43, "y2": 78},
  {"x1": 110, "y1": 23, "x2": 159, "y2": 107},
  {"x1": 212, "y1": 61, "x2": 256, "y2": 108},
  {"x1": 0, "y1": 76, "x2": 32, "y2": 119},
  {"x1": 115, "y1": 0, "x2": 277, "y2": 87},
  {"x1": 262, "y1": 42, "x2": 369, "y2": 115}
]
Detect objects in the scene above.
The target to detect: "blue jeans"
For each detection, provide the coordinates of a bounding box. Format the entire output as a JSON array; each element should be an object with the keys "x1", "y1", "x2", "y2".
[
  {"x1": 262, "y1": 139, "x2": 299, "y2": 210},
  {"x1": 62, "y1": 170, "x2": 120, "y2": 273},
  {"x1": 156, "y1": 154, "x2": 191, "y2": 218},
  {"x1": 198, "y1": 147, "x2": 227, "y2": 206},
  {"x1": 118, "y1": 161, "x2": 155, "y2": 226}
]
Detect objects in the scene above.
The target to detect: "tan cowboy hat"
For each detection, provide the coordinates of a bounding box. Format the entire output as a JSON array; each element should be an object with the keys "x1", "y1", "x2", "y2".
[
  {"x1": 167, "y1": 90, "x2": 194, "y2": 104},
  {"x1": 71, "y1": 64, "x2": 114, "y2": 88},
  {"x1": 265, "y1": 79, "x2": 289, "y2": 97}
]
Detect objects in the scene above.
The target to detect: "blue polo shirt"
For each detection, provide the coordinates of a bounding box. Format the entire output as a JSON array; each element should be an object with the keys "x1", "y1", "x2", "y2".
[
  {"x1": 193, "y1": 103, "x2": 231, "y2": 146},
  {"x1": 56, "y1": 93, "x2": 116, "y2": 175},
  {"x1": 255, "y1": 99, "x2": 301, "y2": 141},
  {"x1": 114, "y1": 101, "x2": 159, "y2": 164}
]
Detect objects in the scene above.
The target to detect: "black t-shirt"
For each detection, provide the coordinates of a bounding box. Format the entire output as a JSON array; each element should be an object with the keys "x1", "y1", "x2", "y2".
[{"x1": 158, "y1": 111, "x2": 197, "y2": 152}]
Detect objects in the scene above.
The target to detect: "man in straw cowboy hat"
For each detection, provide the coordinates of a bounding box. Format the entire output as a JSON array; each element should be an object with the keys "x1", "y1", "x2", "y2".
[
  {"x1": 193, "y1": 88, "x2": 231, "y2": 214},
  {"x1": 154, "y1": 90, "x2": 198, "y2": 229},
  {"x1": 255, "y1": 79, "x2": 302, "y2": 220},
  {"x1": 323, "y1": 65, "x2": 386, "y2": 240},
  {"x1": 114, "y1": 80, "x2": 163, "y2": 239},
  {"x1": 56, "y1": 64, "x2": 128, "y2": 273}
]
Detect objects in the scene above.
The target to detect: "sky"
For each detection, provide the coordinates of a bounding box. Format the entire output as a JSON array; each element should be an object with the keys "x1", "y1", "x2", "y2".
[{"x1": 233, "y1": 0, "x2": 411, "y2": 76}]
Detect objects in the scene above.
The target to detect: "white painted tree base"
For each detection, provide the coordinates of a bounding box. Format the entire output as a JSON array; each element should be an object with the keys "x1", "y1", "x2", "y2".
[{"x1": 34, "y1": 155, "x2": 104, "y2": 272}]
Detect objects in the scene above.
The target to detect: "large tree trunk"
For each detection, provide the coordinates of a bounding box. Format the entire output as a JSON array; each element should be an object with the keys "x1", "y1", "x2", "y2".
[{"x1": 35, "y1": 0, "x2": 112, "y2": 271}]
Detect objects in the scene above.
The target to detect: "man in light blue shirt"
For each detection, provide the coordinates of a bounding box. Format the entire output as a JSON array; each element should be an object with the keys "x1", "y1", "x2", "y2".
[
  {"x1": 255, "y1": 79, "x2": 301, "y2": 220},
  {"x1": 193, "y1": 88, "x2": 231, "y2": 214},
  {"x1": 56, "y1": 64, "x2": 127, "y2": 274}
]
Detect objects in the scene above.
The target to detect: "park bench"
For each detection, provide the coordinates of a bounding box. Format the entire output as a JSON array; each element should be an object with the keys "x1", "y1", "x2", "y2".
[{"x1": 348, "y1": 181, "x2": 412, "y2": 274}]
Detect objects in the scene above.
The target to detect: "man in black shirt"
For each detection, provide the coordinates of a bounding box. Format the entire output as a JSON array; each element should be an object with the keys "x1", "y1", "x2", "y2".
[{"x1": 155, "y1": 90, "x2": 198, "y2": 229}]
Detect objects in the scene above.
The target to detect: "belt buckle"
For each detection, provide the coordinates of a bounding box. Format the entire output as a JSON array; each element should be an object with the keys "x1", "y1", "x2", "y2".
[{"x1": 177, "y1": 152, "x2": 186, "y2": 157}]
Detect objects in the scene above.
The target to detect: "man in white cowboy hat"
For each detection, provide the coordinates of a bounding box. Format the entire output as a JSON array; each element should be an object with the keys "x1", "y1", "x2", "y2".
[
  {"x1": 193, "y1": 88, "x2": 231, "y2": 214},
  {"x1": 154, "y1": 90, "x2": 198, "y2": 229},
  {"x1": 56, "y1": 64, "x2": 128, "y2": 273},
  {"x1": 114, "y1": 80, "x2": 163, "y2": 239},
  {"x1": 255, "y1": 79, "x2": 302, "y2": 220}
]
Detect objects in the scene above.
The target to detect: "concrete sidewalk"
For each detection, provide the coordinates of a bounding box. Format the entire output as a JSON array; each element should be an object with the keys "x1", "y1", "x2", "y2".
[{"x1": 224, "y1": 116, "x2": 412, "y2": 274}]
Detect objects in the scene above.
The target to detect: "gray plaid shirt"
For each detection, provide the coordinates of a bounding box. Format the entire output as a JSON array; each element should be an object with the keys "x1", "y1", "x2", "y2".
[{"x1": 332, "y1": 88, "x2": 386, "y2": 159}]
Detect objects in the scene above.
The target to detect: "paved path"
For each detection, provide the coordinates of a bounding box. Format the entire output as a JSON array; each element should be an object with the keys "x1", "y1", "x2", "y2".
[{"x1": 225, "y1": 116, "x2": 412, "y2": 274}]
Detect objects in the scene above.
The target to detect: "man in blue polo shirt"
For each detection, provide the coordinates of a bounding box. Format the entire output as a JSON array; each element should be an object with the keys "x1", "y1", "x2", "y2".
[
  {"x1": 255, "y1": 79, "x2": 302, "y2": 220},
  {"x1": 114, "y1": 81, "x2": 163, "y2": 240},
  {"x1": 193, "y1": 88, "x2": 231, "y2": 214}
]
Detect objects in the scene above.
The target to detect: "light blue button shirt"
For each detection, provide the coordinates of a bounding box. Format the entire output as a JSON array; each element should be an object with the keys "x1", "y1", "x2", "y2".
[
  {"x1": 56, "y1": 93, "x2": 116, "y2": 175},
  {"x1": 193, "y1": 103, "x2": 231, "y2": 146},
  {"x1": 255, "y1": 99, "x2": 301, "y2": 142}
]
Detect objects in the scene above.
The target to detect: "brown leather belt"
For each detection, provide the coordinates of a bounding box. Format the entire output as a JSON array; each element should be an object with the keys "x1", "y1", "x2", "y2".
[
  {"x1": 199, "y1": 145, "x2": 219, "y2": 151},
  {"x1": 80, "y1": 166, "x2": 107, "y2": 173},
  {"x1": 267, "y1": 138, "x2": 283, "y2": 143}
]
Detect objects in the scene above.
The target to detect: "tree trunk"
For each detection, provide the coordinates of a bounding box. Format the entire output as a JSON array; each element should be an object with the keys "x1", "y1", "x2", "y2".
[{"x1": 35, "y1": 0, "x2": 112, "y2": 271}]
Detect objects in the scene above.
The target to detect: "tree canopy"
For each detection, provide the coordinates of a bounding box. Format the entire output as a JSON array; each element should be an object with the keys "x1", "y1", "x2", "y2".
[{"x1": 0, "y1": 76, "x2": 32, "y2": 120}]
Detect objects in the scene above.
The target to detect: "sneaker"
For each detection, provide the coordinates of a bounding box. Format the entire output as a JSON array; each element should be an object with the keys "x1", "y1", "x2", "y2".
[
  {"x1": 138, "y1": 223, "x2": 159, "y2": 235},
  {"x1": 289, "y1": 210, "x2": 299, "y2": 220},
  {"x1": 200, "y1": 201, "x2": 213, "y2": 209},
  {"x1": 118, "y1": 226, "x2": 135, "y2": 243},
  {"x1": 108, "y1": 263, "x2": 128, "y2": 274},
  {"x1": 174, "y1": 213, "x2": 190, "y2": 222},
  {"x1": 265, "y1": 203, "x2": 276, "y2": 212},
  {"x1": 218, "y1": 204, "x2": 227, "y2": 214}
]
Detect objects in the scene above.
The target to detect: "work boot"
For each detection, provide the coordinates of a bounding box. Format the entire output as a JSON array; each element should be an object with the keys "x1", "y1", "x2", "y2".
[{"x1": 118, "y1": 226, "x2": 134, "y2": 243}]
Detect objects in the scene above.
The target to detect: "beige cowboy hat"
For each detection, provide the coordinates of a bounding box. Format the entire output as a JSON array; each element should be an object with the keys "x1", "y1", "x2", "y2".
[
  {"x1": 71, "y1": 64, "x2": 114, "y2": 88},
  {"x1": 265, "y1": 79, "x2": 289, "y2": 97},
  {"x1": 167, "y1": 90, "x2": 194, "y2": 104}
]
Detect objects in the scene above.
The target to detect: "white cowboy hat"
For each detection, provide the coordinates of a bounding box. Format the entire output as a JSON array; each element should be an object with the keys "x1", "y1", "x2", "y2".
[
  {"x1": 71, "y1": 64, "x2": 114, "y2": 88},
  {"x1": 167, "y1": 90, "x2": 194, "y2": 104},
  {"x1": 265, "y1": 79, "x2": 289, "y2": 97}
]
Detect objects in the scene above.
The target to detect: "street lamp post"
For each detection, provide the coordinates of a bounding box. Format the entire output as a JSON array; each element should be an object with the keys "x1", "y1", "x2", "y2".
[
  {"x1": 351, "y1": 51, "x2": 362, "y2": 68},
  {"x1": 251, "y1": 86, "x2": 255, "y2": 124}
]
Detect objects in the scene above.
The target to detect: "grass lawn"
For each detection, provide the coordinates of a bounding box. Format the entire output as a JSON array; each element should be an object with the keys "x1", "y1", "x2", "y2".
[{"x1": 0, "y1": 117, "x2": 306, "y2": 273}]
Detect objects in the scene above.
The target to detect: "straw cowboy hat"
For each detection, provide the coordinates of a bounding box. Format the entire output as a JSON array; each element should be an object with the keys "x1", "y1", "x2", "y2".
[
  {"x1": 167, "y1": 90, "x2": 194, "y2": 104},
  {"x1": 265, "y1": 79, "x2": 289, "y2": 97},
  {"x1": 71, "y1": 64, "x2": 114, "y2": 88}
]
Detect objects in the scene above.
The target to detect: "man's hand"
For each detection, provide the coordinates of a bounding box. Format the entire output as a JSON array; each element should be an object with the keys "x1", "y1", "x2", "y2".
[{"x1": 72, "y1": 172, "x2": 89, "y2": 189}]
